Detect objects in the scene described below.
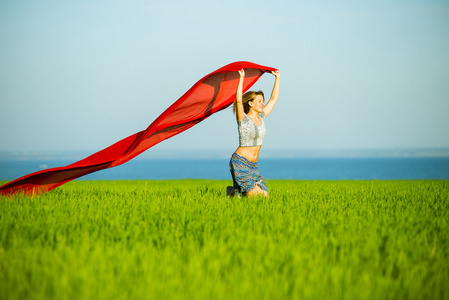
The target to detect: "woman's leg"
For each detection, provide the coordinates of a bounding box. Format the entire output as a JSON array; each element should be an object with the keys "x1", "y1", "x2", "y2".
[
  {"x1": 246, "y1": 184, "x2": 269, "y2": 197},
  {"x1": 229, "y1": 153, "x2": 268, "y2": 197}
]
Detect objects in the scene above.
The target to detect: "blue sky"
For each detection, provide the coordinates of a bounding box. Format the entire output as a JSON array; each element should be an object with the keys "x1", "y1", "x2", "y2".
[{"x1": 1, "y1": 0, "x2": 448, "y2": 155}]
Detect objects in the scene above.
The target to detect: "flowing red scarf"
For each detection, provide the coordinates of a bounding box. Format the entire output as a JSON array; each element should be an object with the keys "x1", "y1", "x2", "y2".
[{"x1": 1, "y1": 61, "x2": 276, "y2": 196}]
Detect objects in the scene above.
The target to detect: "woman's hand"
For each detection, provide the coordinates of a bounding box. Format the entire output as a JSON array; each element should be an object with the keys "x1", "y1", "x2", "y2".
[
  {"x1": 271, "y1": 70, "x2": 280, "y2": 78},
  {"x1": 238, "y1": 69, "x2": 245, "y2": 78}
]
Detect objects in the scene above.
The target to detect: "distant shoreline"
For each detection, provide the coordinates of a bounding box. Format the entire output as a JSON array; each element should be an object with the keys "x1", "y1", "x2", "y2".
[{"x1": 1, "y1": 148, "x2": 449, "y2": 161}]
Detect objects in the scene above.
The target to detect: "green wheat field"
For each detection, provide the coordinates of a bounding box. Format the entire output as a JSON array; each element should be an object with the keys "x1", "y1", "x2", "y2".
[{"x1": 1, "y1": 179, "x2": 448, "y2": 300}]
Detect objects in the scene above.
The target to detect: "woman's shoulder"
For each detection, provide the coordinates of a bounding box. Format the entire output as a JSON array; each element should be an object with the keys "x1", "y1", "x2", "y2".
[
  {"x1": 237, "y1": 114, "x2": 251, "y2": 124},
  {"x1": 259, "y1": 111, "x2": 266, "y2": 118}
]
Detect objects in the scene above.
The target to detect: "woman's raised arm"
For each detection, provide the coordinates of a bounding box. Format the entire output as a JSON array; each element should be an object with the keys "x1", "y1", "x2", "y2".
[
  {"x1": 235, "y1": 69, "x2": 246, "y2": 122},
  {"x1": 263, "y1": 70, "x2": 280, "y2": 117}
]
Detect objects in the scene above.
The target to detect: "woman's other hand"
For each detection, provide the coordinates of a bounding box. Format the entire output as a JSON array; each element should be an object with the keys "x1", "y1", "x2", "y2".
[{"x1": 271, "y1": 70, "x2": 280, "y2": 78}]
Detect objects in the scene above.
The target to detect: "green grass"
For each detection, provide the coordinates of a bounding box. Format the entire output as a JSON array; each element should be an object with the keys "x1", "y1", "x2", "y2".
[{"x1": 1, "y1": 180, "x2": 448, "y2": 300}]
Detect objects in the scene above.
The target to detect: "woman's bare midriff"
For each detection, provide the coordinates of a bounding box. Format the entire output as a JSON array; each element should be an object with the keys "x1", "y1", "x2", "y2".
[{"x1": 235, "y1": 146, "x2": 262, "y2": 163}]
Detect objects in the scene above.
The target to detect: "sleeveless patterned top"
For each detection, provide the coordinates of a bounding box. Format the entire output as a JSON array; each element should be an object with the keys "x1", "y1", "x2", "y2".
[{"x1": 237, "y1": 111, "x2": 266, "y2": 147}]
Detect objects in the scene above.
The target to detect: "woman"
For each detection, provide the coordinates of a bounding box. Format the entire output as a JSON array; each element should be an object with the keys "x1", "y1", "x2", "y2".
[{"x1": 228, "y1": 68, "x2": 280, "y2": 197}]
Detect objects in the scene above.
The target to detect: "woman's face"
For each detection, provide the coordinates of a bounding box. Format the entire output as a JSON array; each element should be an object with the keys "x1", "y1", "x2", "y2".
[{"x1": 250, "y1": 95, "x2": 265, "y2": 113}]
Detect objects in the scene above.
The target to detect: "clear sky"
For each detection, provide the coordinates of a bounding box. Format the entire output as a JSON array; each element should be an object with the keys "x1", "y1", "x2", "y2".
[{"x1": 1, "y1": 0, "x2": 448, "y2": 155}]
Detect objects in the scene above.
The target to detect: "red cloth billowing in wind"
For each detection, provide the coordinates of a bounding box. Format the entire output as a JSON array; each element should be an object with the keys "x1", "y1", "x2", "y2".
[{"x1": 0, "y1": 61, "x2": 276, "y2": 196}]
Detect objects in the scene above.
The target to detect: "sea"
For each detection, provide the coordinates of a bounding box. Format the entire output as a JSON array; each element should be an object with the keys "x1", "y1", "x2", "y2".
[{"x1": 1, "y1": 157, "x2": 448, "y2": 181}]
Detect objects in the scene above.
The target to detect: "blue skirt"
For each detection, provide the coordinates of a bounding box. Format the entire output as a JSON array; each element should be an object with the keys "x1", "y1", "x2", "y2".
[{"x1": 229, "y1": 153, "x2": 268, "y2": 194}]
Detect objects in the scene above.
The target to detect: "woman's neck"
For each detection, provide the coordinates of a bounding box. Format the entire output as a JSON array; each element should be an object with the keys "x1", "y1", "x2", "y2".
[{"x1": 247, "y1": 109, "x2": 259, "y2": 119}]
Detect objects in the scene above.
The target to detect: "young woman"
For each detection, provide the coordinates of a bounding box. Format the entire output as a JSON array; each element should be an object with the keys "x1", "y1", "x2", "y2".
[{"x1": 228, "y1": 68, "x2": 280, "y2": 197}]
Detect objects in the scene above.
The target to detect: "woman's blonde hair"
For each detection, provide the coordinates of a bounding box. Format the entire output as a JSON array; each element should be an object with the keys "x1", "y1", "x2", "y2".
[{"x1": 233, "y1": 90, "x2": 265, "y2": 114}]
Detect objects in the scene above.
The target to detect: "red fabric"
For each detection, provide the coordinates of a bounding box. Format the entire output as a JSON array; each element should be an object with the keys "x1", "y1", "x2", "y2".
[{"x1": 1, "y1": 61, "x2": 276, "y2": 196}]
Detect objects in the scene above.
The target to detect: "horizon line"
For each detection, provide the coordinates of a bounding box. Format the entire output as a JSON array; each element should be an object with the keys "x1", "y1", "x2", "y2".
[{"x1": 1, "y1": 147, "x2": 449, "y2": 160}]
